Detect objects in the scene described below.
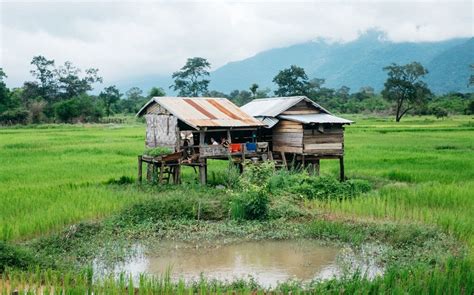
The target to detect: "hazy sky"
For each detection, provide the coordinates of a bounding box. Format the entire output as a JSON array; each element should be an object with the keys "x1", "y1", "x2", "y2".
[{"x1": 1, "y1": 0, "x2": 472, "y2": 87}]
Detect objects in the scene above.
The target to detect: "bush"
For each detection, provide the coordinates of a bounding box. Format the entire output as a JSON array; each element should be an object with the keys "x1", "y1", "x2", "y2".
[
  {"x1": 230, "y1": 189, "x2": 269, "y2": 220},
  {"x1": 143, "y1": 146, "x2": 172, "y2": 157},
  {"x1": 0, "y1": 108, "x2": 30, "y2": 125},
  {"x1": 0, "y1": 241, "x2": 37, "y2": 271},
  {"x1": 269, "y1": 172, "x2": 371, "y2": 201},
  {"x1": 54, "y1": 95, "x2": 103, "y2": 123},
  {"x1": 240, "y1": 161, "x2": 275, "y2": 187},
  {"x1": 105, "y1": 175, "x2": 134, "y2": 185},
  {"x1": 115, "y1": 192, "x2": 231, "y2": 225}
]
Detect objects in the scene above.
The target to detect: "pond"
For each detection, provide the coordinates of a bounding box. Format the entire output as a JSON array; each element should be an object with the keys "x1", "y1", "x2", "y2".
[{"x1": 94, "y1": 240, "x2": 383, "y2": 287}]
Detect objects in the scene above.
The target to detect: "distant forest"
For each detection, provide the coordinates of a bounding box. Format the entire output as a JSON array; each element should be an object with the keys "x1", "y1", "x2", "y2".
[{"x1": 0, "y1": 56, "x2": 473, "y2": 125}]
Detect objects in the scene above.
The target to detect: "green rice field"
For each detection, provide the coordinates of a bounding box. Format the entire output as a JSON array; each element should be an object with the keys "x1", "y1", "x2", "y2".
[{"x1": 0, "y1": 115, "x2": 473, "y2": 292}]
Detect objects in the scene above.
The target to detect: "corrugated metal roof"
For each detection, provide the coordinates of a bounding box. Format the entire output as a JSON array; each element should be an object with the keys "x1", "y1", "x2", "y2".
[
  {"x1": 137, "y1": 97, "x2": 265, "y2": 129},
  {"x1": 279, "y1": 113, "x2": 353, "y2": 124},
  {"x1": 241, "y1": 96, "x2": 331, "y2": 117},
  {"x1": 255, "y1": 116, "x2": 280, "y2": 128}
]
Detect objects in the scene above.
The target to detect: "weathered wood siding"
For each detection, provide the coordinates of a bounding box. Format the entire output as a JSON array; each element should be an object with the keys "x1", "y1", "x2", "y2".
[
  {"x1": 272, "y1": 120, "x2": 303, "y2": 153},
  {"x1": 303, "y1": 125, "x2": 344, "y2": 155},
  {"x1": 144, "y1": 113, "x2": 179, "y2": 150}
]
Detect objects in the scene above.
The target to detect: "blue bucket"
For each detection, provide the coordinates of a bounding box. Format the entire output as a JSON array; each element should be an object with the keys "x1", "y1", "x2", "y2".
[{"x1": 246, "y1": 142, "x2": 257, "y2": 152}]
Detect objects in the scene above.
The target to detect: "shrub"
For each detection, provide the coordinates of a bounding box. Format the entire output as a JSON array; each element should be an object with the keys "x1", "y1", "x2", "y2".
[
  {"x1": 143, "y1": 146, "x2": 172, "y2": 157},
  {"x1": 230, "y1": 189, "x2": 269, "y2": 220},
  {"x1": 240, "y1": 161, "x2": 275, "y2": 188},
  {"x1": 288, "y1": 174, "x2": 371, "y2": 200},
  {"x1": 0, "y1": 108, "x2": 29, "y2": 125},
  {"x1": 105, "y1": 175, "x2": 134, "y2": 185},
  {"x1": 0, "y1": 241, "x2": 37, "y2": 271}
]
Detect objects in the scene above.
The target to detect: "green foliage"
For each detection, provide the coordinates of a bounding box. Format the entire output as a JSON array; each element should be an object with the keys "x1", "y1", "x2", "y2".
[
  {"x1": 143, "y1": 146, "x2": 172, "y2": 157},
  {"x1": 99, "y1": 85, "x2": 122, "y2": 117},
  {"x1": 171, "y1": 57, "x2": 211, "y2": 97},
  {"x1": 382, "y1": 62, "x2": 431, "y2": 122},
  {"x1": 105, "y1": 175, "x2": 134, "y2": 185},
  {"x1": 273, "y1": 65, "x2": 310, "y2": 96},
  {"x1": 231, "y1": 189, "x2": 269, "y2": 220},
  {"x1": 0, "y1": 241, "x2": 37, "y2": 272},
  {"x1": 269, "y1": 172, "x2": 371, "y2": 201},
  {"x1": 240, "y1": 161, "x2": 275, "y2": 188},
  {"x1": 54, "y1": 94, "x2": 103, "y2": 123},
  {"x1": 0, "y1": 108, "x2": 30, "y2": 125}
]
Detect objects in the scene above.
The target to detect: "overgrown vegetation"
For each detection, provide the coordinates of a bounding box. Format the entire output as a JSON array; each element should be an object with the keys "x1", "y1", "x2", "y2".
[{"x1": 143, "y1": 146, "x2": 172, "y2": 157}]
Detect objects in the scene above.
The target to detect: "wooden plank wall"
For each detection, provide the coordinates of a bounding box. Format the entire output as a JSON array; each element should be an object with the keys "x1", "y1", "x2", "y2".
[
  {"x1": 303, "y1": 125, "x2": 344, "y2": 155},
  {"x1": 272, "y1": 120, "x2": 303, "y2": 153}
]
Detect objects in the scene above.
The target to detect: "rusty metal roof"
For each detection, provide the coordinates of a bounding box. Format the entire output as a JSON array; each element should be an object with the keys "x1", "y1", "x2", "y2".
[
  {"x1": 241, "y1": 96, "x2": 331, "y2": 117},
  {"x1": 137, "y1": 97, "x2": 265, "y2": 129}
]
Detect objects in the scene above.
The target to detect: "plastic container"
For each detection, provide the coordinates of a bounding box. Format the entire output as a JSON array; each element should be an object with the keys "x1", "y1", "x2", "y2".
[
  {"x1": 230, "y1": 143, "x2": 242, "y2": 153},
  {"x1": 245, "y1": 142, "x2": 257, "y2": 152}
]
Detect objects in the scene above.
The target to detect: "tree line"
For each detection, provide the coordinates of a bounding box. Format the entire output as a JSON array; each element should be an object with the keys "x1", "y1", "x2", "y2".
[{"x1": 0, "y1": 56, "x2": 473, "y2": 124}]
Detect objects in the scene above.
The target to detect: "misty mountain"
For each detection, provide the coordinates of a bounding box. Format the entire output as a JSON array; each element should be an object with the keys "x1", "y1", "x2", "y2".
[{"x1": 119, "y1": 31, "x2": 473, "y2": 95}]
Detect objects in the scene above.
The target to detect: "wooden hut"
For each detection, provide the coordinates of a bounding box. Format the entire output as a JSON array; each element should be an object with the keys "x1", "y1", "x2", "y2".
[
  {"x1": 136, "y1": 96, "x2": 266, "y2": 184},
  {"x1": 241, "y1": 96, "x2": 353, "y2": 180}
]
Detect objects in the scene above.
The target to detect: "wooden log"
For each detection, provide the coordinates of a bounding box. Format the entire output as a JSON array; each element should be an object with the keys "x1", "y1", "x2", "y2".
[{"x1": 137, "y1": 156, "x2": 143, "y2": 183}]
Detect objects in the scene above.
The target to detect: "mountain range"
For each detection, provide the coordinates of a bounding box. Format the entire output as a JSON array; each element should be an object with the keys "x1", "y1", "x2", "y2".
[{"x1": 117, "y1": 31, "x2": 473, "y2": 95}]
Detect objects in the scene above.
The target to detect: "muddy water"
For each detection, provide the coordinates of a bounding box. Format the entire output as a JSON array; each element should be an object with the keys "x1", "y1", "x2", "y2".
[{"x1": 95, "y1": 240, "x2": 383, "y2": 287}]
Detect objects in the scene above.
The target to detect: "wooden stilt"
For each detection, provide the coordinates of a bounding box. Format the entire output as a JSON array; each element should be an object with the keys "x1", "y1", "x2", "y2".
[
  {"x1": 137, "y1": 156, "x2": 143, "y2": 183},
  {"x1": 199, "y1": 159, "x2": 207, "y2": 185},
  {"x1": 339, "y1": 156, "x2": 345, "y2": 182},
  {"x1": 281, "y1": 152, "x2": 287, "y2": 168},
  {"x1": 159, "y1": 162, "x2": 164, "y2": 184},
  {"x1": 146, "y1": 163, "x2": 152, "y2": 182},
  {"x1": 314, "y1": 159, "x2": 320, "y2": 176}
]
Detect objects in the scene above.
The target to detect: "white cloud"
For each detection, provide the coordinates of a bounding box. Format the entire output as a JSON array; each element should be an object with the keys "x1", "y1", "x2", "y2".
[{"x1": 1, "y1": 0, "x2": 472, "y2": 88}]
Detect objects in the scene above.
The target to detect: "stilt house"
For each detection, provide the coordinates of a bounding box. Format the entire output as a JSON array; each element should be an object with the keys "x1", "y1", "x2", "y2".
[
  {"x1": 136, "y1": 96, "x2": 265, "y2": 184},
  {"x1": 241, "y1": 96, "x2": 353, "y2": 180}
]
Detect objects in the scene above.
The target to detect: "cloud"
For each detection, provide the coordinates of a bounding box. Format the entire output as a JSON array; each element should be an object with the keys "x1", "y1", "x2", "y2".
[{"x1": 1, "y1": 0, "x2": 472, "y2": 88}]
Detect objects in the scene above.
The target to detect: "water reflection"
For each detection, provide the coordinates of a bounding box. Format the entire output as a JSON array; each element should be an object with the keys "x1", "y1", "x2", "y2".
[{"x1": 94, "y1": 240, "x2": 383, "y2": 287}]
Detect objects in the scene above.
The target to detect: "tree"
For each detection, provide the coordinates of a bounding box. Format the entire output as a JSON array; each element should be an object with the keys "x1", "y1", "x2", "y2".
[
  {"x1": 336, "y1": 86, "x2": 350, "y2": 100},
  {"x1": 249, "y1": 83, "x2": 259, "y2": 98},
  {"x1": 382, "y1": 62, "x2": 431, "y2": 122},
  {"x1": 170, "y1": 57, "x2": 211, "y2": 96},
  {"x1": 55, "y1": 61, "x2": 102, "y2": 98},
  {"x1": 0, "y1": 68, "x2": 11, "y2": 113},
  {"x1": 99, "y1": 86, "x2": 121, "y2": 116},
  {"x1": 30, "y1": 56, "x2": 57, "y2": 102},
  {"x1": 147, "y1": 87, "x2": 166, "y2": 99},
  {"x1": 273, "y1": 65, "x2": 310, "y2": 96}
]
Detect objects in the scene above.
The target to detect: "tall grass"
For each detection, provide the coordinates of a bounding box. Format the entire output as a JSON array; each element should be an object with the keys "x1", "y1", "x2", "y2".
[
  {"x1": 313, "y1": 115, "x2": 474, "y2": 254},
  {"x1": 1, "y1": 257, "x2": 472, "y2": 294}
]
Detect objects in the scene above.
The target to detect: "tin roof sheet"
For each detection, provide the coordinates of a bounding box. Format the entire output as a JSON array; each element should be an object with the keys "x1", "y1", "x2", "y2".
[
  {"x1": 279, "y1": 113, "x2": 353, "y2": 124},
  {"x1": 241, "y1": 96, "x2": 331, "y2": 117},
  {"x1": 255, "y1": 116, "x2": 280, "y2": 128},
  {"x1": 137, "y1": 97, "x2": 264, "y2": 129}
]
